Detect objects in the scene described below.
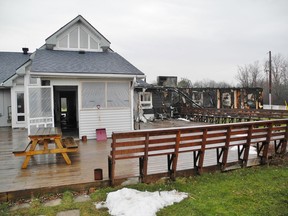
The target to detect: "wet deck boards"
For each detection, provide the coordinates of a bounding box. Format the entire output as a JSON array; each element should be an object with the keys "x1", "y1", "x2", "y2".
[{"x1": 3, "y1": 119, "x2": 281, "y2": 201}]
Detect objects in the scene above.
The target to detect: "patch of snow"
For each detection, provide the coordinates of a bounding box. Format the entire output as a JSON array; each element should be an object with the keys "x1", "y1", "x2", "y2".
[
  {"x1": 95, "y1": 188, "x2": 188, "y2": 216},
  {"x1": 230, "y1": 146, "x2": 258, "y2": 155},
  {"x1": 121, "y1": 177, "x2": 139, "y2": 186},
  {"x1": 178, "y1": 118, "x2": 190, "y2": 122}
]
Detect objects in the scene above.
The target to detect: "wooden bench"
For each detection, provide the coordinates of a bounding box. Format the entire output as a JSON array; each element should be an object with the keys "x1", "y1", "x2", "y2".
[
  {"x1": 12, "y1": 142, "x2": 32, "y2": 156},
  {"x1": 62, "y1": 137, "x2": 78, "y2": 149},
  {"x1": 108, "y1": 119, "x2": 288, "y2": 185}
]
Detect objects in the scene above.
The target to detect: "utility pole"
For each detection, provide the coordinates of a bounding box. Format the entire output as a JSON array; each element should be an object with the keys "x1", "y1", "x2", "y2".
[{"x1": 268, "y1": 51, "x2": 272, "y2": 109}]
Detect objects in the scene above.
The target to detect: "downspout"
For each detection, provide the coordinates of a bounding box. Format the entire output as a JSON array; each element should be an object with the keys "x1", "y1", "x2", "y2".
[{"x1": 131, "y1": 77, "x2": 136, "y2": 130}]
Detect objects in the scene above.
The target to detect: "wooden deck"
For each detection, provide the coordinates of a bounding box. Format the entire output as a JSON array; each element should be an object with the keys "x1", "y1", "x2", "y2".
[{"x1": 0, "y1": 120, "x2": 264, "y2": 201}]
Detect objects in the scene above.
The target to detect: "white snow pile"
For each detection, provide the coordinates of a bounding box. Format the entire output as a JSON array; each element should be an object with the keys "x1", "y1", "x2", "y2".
[
  {"x1": 95, "y1": 187, "x2": 188, "y2": 216},
  {"x1": 177, "y1": 117, "x2": 190, "y2": 122}
]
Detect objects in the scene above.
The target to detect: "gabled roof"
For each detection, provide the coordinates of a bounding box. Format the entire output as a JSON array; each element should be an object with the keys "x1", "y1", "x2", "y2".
[
  {"x1": 0, "y1": 52, "x2": 30, "y2": 83},
  {"x1": 31, "y1": 49, "x2": 144, "y2": 76},
  {"x1": 45, "y1": 15, "x2": 110, "y2": 49}
]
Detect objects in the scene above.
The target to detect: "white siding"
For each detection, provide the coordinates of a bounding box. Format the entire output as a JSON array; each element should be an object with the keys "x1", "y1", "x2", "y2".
[
  {"x1": 79, "y1": 108, "x2": 132, "y2": 139},
  {"x1": 0, "y1": 89, "x2": 12, "y2": 127}
]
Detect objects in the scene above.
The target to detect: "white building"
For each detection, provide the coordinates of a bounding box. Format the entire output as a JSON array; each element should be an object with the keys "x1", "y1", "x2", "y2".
[{"x1": 0, "y1": 15, "x2": 145, "y2": 139}]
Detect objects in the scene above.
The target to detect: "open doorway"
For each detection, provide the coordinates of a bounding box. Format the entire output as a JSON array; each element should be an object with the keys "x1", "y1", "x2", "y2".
[{"x1": 54, "y1": 86, "x2": 78, "y2": 137}]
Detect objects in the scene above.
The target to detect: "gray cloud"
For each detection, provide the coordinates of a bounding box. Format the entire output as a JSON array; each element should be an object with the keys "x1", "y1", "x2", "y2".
[{"x1": 1, "y1": 0, "x2": 287, "y2": 84}]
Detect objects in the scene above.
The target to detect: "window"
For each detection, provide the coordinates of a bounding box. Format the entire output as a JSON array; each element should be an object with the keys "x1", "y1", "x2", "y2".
[
  {"x1": 82, "y1": 82, "x2": 129, "y2": 109},
  {"x1": 139, "y1": 92, "x2": 153, "y2": 109},
  {"x1": 16, "y1": 92, "x2": 25, "y2": 122},
  {"x1": 82, "y1": 82, "x2": 105, "y2": 108},
  {"x1": 57, "y1": 26, "x2": 100, "y2": 51},
  {"x1": 59, "y1": 35, "x2": 68, "y2": 48},
  {"x1": 69, "y1": 28, "x2": 78, "y2": 48},
  {"x1": 41, "y1": 80, "x2": 50, "y2": 86},
  {"x1": 107, "y1": 83, "x2": 129, "y2": 107},
  {"x1": 80, "y1": 28, "x2": 88, "y2": 49},
  {"x1": 29, "y1": 77, "x2": 38, "y2": 85},
  {"x1": 61, "y1": 98, "x2": 67, "y2": 112},
  {"x1": 90, "y1": 37, "x2": 98, "y2": 49}
]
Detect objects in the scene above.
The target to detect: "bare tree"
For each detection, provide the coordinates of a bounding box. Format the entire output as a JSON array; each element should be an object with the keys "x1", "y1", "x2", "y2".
[
  {"x1": 236, "y1": 61, "x2": 263, "y2": 87},
  {"x1": 236, "y1": 65, "x2": 250, "y2": 87},
  {"x1": 193, "y1": 79, "x2": 231, "y2": 88},
  {"x1": 178, "y1": 78, "x2": 192, "y2": 88},
  {"x1": 264, "y1": 53, "x2": 288, "y2": 104}
]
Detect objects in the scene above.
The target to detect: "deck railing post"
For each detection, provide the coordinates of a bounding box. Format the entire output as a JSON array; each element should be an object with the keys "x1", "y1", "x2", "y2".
[
  {"x1": 221, "y1": 126, "x2": 231, "y2": 171},
  {"x1": 280, "y1": 123, "x2": 288, "y2": 154},
  {"x1": 261, "y1": 123, "x2": 272, "y2": 164},
  {"x1": 141, "y1": 133, "x2": 149, "y2": 183},
  {"x1": 242, "y1": 125, "x2": 253, "y2": 167},
  {"x1": 170, "y1": 130, "x2": 181, "y2": 180},
  {"x1": 109, "y1": 133, "x2": 116, "y2": 186},
  {"x1": 197, "y1": 129, "x2": 207, "y2": 175}
]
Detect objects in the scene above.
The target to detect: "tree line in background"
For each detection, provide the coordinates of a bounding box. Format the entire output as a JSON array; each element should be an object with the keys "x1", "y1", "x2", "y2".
[{"x1": 177, "y1": 53, "x2": 288, "y2": 105}]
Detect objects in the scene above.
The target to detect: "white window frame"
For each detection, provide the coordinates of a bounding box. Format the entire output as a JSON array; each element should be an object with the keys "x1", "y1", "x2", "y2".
[
  {"x1": 29, "y1": 77, "x2": 40, "y2": 86},
  {"x1": 56, "y1": 25, "x2": 101, "y2": 51},
  {"x1": 16, "y1": 91, "x2": 25, "y2": 123},
  {"x1": 139, "y1": 92, "x2": 153, "y2": 109},
  {"x1": 81, "y1": 81, "x2": 130, "y2": 109}
]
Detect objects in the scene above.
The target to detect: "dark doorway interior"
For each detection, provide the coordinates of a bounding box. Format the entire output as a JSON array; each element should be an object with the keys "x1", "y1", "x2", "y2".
[{"x1": 54, "y1": 86, "x2": 78, "y2": 137}]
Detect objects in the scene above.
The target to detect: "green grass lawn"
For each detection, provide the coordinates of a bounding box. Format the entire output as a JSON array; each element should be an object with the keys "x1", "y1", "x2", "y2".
[{"x1": 2, "y1": 164, "x2": 288, "y2": 216}]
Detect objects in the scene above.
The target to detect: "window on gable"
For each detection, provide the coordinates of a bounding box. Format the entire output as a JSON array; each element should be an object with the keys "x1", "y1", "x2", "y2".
[
  {"x1": 59, "y1": 35, "x2": 68, "y2": 48},
  {"x1": 58, "y1": 26, "x2": 100, "y2": 51},
  {"x1": 69, "y1": 28, "x2": 78, "y2": 48},
  {"x1": 90, "y1": 37, "x2": 98, "y2": 50},
  {"x1": 80, "y1": 28, "x2": 88, "y2": 49}
]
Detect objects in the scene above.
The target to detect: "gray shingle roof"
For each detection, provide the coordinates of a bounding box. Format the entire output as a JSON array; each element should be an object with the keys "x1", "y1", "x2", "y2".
[
  {"x1": 31, "y1": 49, "x2": 144, "y2": 76},
  {"x1": 0, "y1": 52, "x2": 30, "y2": 83}
]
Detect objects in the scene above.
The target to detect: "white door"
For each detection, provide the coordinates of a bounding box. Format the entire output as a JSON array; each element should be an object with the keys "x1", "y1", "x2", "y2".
[{"x1": 27, "y1": 86, "x2": 54, "y2": 134}]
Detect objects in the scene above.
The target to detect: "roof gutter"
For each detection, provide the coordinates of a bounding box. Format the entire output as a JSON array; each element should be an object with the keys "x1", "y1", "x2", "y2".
[
  {"x1": 1, "y1": 74, "x2": 18, "y2": 87},
  {"x1": 29, "y1": 72, "x2": 146, "y2": 79}
]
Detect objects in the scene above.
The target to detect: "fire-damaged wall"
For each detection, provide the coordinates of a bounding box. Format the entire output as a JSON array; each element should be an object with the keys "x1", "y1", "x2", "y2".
[
  {"x1": 176, "y1": 87, "x2": 263, "y2": 110},
  {"x1": 134, "y1": 85, "x2": 263, "y2": 121}
]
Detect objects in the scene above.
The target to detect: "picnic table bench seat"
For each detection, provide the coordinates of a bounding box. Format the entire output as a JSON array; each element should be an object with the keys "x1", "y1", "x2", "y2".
[
  {"x1": 61, "y1": 137, "x2": 78, "y2": 148},
  {"x1": 12, "y1": 141, "x2": 32, "y2": 155}
]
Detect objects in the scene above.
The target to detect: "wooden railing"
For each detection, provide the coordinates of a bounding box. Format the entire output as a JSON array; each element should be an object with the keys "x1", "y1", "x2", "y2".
[
  {"x1": 108, "y1": 119, "x2": 288, "y2": 185},
  {"x1": 182, "y1": 108, "x2": 288, "y2": 123}
]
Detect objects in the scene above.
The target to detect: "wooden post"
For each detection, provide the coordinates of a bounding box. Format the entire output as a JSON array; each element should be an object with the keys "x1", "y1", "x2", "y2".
[
  {"x1": 281, "y1": 124, "x2": 288, "y2": 154},
  {"x1": 110, "y1": 133, "x2": 116, "y2": 185},
  {"x1": 142, "y1": 133, "x2": 149, "y2": 183},
  {"x1": 261, "y1": 123, "x2": 272, "y2": 164},
  {"x1": 171, "y1": 130, "x2": 181, "y2": 180},
  {"x1": 221, "y1": 126, "x2": 231, "y2": 171},
  {"x1": 242, "y1": 125, "x2": 252, "y2": 167},
  {"x1": 197, "y1": 129, "x2": 207, "y2": 174}
]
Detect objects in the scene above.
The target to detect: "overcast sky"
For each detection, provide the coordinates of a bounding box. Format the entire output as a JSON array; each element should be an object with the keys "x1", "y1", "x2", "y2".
[{"x1": 1, "y1": 0, "x2": 287, "y2": 85}]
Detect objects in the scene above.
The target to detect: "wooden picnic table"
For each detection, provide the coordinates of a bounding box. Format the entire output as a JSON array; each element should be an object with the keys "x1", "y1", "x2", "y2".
[{"x1": 13, "y1": 127, "x2": 78, "y2": 169}]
